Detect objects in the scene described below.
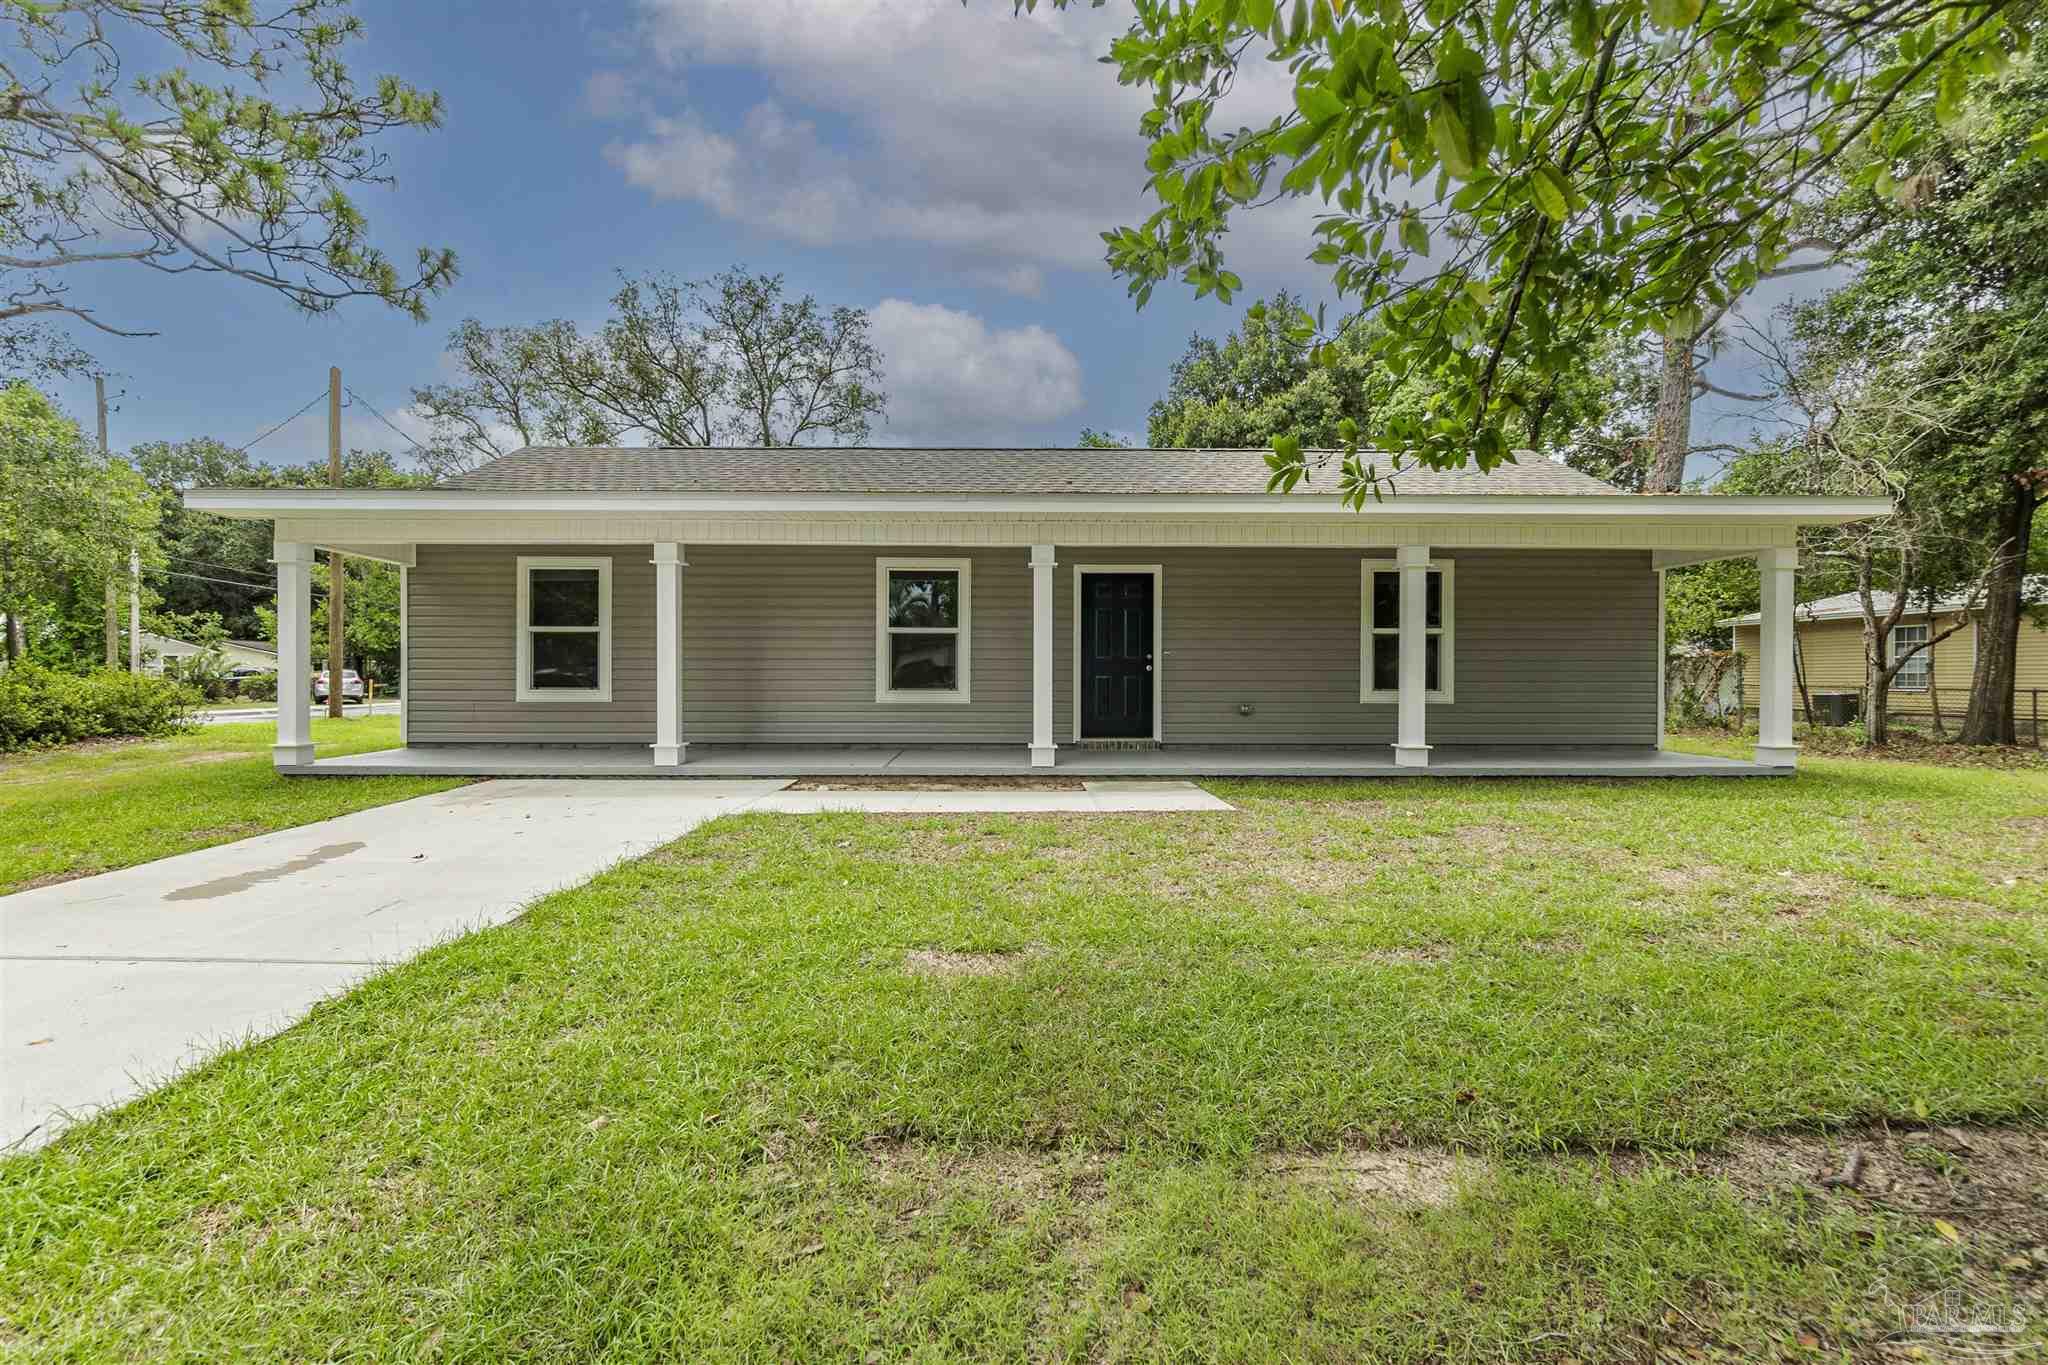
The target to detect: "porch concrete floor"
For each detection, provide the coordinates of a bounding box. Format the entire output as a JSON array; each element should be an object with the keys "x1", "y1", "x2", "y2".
[{"x1": 301, "y1": 743, "x2": 1778, "y2": 779}]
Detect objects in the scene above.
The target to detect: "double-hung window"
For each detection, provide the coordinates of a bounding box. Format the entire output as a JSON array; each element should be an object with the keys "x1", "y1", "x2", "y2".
[
  {"x1": 876, "y1": 558, "x2": 971, "y2": 703},
  {"x1": 1890, "y1": 623, "x2": 1931, "y2": 692},
  {"x1": 1361, "y1": 559, "x2": 1454, "y2": 703},
  {"x1": 516, "y1": 556, "x2": 611, "y2": 702}
]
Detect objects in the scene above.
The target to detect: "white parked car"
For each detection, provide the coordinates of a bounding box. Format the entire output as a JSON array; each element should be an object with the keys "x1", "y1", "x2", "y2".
[{"x1": 313, "y1": 669, "x2": 366, "y2": 702}]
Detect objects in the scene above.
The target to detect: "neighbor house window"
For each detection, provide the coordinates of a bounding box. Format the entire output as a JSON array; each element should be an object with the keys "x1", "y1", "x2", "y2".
[
  {"x1": 876, "y1": 558, "x2": 971, "y2": 703},
  {"x1": 1890, "y1": 623, "x2": 1931, "y2": 692},
  {"x1": 516, "y1": 556, "x2": 611, "y2": 702},
  {"x1": 1361, "y1": 559, "x2": 1454, "y2": 703}
]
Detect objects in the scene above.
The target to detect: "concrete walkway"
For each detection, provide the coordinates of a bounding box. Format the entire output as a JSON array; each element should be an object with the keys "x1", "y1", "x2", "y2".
[
  {"x1": 1, "y1": 777, "x2": 1229, "y2": 1152},
  {"x1": 196, "y1": 700, "x2": 401, "y2": 725}
]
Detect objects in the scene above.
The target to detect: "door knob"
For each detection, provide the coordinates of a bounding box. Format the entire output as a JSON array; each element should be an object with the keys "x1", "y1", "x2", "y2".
[{"x1": 1145, "y1": 664, "x2": 1153, "y2": 672}]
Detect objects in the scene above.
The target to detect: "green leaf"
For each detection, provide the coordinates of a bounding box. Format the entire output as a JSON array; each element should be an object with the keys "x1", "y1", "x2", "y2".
[
  {"x1": 1429, "y1": 98, "x2": 1476, "y2": 179},
  {"x1": 1529, "y1": 164, "x2": 1570, "y2": 220},
  {"x1": 1569, "y1": 0, "x2": 1599, "y2": 57},
  {"x1": 1646, "y1": 0, "x2": 1704, "y2": 31},
  {"x1": 1297, "y1": 81, "x2": 1344, "y2": 124},
  {"x1": 1399, "y1": 209, "x2": 1430, "y2": 254},
  {"x1": 1246, "y1": 0, "x2": 1277, "y2": 32}
]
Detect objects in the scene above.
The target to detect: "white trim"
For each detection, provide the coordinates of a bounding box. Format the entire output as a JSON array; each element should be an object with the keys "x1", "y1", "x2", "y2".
[
  {"x1": 271, "y1": 540, "x2": 314, "y2": 767},
  {"x1": 651, "y1": 543, "x2": 686, "y2": 765},
  {"x1": 514, "y1": 555, "x2": 613, "y2": 703},
  {"x1": 875, "y1": 557, "x2": 972, "y2": 704},
  {"x1": 1029, "y1": 545, "x2": 1056, "y2": 767},
  {"x1": 187, "y1": 487, "x2": 1892, "y2": 523},
  {"x1": 1755, "y1": 547, "x2": 1798, "y2": 766},
  {"x1": 1360, "y1": 557, "x2": 1455, "y2": 704},
  {"x1": 1070, "y1": 564, "x2": 1164, "y2": 743},
  {"x1": 398, "y1": 565, "x2": 409, "y2": 745},
  {"x1": 267, "y1": 510, "x2": 1818, "y2": 554}
]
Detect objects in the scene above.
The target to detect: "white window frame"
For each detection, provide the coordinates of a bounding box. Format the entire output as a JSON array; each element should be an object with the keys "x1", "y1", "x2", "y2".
[
  {"x1": 1360, "y1": 558, "x2": 1455, "y2": 704},
  {"x1": 1890, "y1": 622, "x2": 1931, "y2": 692},
  {"x1": 515, "y1": 555, "x2": 612, "y2": 703},
  {"x1": 875, "y1": 557, "x2": 972, "y2": 704}
]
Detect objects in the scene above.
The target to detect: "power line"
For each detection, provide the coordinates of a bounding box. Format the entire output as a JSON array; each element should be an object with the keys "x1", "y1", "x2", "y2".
[
  {"x1": 233, "y1": 389, "x2": 329, "y2": 457},
  {"x1": 146, "y1": 566, "x2": 330, "y2": 600},
  {"x1": 161, "y1": 551, "x2": 276, "y2": 580},
  {"x1": 344, "y1": 386, "x2": 430, "y2": 459}
]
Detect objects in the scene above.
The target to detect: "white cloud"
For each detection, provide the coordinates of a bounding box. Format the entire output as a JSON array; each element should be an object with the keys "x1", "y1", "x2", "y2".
[
  {"x1": 869, "y1": 298, "x2": 1084, "y2": 443},
  {"x1": 580, "y1": 69, "x2": 644, "y2": 121},
  {"x1": 601, "y1": 0, "x2": 1316, "y2": 285}
]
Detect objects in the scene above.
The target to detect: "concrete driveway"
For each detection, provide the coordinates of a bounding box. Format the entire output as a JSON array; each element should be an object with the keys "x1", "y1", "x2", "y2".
[
  {"x1": 1, "y1": 777, "x2": 1230, "y2": 1152},
  {"x1": 0, "y1": 778, "x2": 786, "y2": 1152}
]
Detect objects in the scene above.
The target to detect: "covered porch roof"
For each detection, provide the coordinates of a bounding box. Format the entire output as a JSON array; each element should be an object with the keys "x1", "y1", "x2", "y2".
[{"x1": 184, "y1": 445, "x2": 1887, "y2": 564}]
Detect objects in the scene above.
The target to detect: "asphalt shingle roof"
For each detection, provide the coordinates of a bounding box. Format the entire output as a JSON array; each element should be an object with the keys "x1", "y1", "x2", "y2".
[{"x1": 436, "y1": 446, "x2": 1625, "y2": 497}]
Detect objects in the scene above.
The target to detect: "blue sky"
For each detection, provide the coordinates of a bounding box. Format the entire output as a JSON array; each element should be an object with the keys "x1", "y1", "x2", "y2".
[{"x1": 44, "y1": 0, "x2": 1805, "y2": 473}]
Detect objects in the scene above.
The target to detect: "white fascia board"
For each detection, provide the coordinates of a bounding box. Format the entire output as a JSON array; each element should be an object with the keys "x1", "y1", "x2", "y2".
[{"x1": 186, "y1": 488, "x2": 1894, "y2": 525}]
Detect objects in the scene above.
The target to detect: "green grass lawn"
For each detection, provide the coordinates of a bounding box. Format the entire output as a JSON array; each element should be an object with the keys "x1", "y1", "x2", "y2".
[
  {"x1": 4, "y1": 756, "x2": 2046, "y2": 1359},
  {"x1": 0, "y1": 717, "x2": 460, "y2": 894}
]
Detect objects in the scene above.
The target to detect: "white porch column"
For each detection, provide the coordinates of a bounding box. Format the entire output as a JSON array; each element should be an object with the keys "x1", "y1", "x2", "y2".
[
  {"x1": 1755, "y1": 546, "x2": 1799, "y2": 767},
  {"x1": 652, "y1": 542, "x2": 687, "y2": 768},
  {"x1": 1029, "y1": 544, "x2": 1056, "y2": 767},
  {"x1": 1393, "y1": 544, "x2": 1431, "y2": 767},
  {"x1": 272, "y1": 540, "x2": 315, "y2": 768}
]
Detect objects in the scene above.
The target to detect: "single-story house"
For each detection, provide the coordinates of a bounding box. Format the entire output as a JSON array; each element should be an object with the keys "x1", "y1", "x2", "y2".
[
  {"x1": 186, "y1": 447, "x2": 1887, "y2": 778},
  {"x1": 138, "y1": 632, "x2": 278, "y2": 675},
  {"x1": 1720, "y1": 578, "x2": 2048, "y2": 729}
]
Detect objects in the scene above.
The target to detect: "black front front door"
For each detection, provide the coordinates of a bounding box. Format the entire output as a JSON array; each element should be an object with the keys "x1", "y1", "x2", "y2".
[{"x1": 1080, "y1": 573, "x2": 1154, "y2": 739}]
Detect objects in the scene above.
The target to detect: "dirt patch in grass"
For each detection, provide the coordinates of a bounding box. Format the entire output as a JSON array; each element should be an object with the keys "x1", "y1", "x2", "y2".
[
  {"x1": 904, "y1": 947, "x2": 1028, "y2": 977},
  {"x1": 862, "y1": 1139, "x2": 1109, "y2": 1200},
  {"x1": 1266, "y1": 1146, "x2": 1485, "y2": 1208},
  {"x1": 12, "y1": 867, "x2": 97, "y2": 891},
  {"x1": 187, "y1": 821, "x2": 267, "y2": 843},
  {"x1": 788, "y1": 775, "x2": 1087, "y2": 791},
  {"x1": 170, "y1": 750, "x2": 252, "y2": 767}
]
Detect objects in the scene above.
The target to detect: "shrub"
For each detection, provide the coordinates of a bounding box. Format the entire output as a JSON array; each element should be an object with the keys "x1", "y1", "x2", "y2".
[
  {"x1": 0, "y1": 664, "x2": 199, "y2": 752},
  {"x1": 236, "y1": 672, "x2": 278, "y2": 702}
]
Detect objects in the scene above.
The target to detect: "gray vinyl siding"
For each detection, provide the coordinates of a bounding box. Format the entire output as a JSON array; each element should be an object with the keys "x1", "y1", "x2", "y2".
[
  {"x1": 406, "y1": 544, "x2": 657, "y2": 744},
  {"x1": 681, "y1": 546, "x2": 1030, "y2": 743},
  {"x1": 406, "y1": 544, "x2": 1657, "y2": 748},
  {"x1": 1053, "y1": 549, "x2": 1658, "y2": 746}
]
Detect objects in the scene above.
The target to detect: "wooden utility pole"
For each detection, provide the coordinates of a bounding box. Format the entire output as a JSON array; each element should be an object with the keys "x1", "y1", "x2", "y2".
[
  {"x1": 327, "y1": 366, "x2": 346, "y2": 718},
  {"x1": 98, "y1": 377, "x2": 116, "y2": 669}
]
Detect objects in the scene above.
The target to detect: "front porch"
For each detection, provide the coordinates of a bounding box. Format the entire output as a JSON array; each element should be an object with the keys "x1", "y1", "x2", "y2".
[{"x1": 300, "y1": 743, "x2": 1776, "y2": 779}]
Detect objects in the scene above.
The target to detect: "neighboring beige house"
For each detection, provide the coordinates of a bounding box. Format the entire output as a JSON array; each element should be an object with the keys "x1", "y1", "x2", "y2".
[
  {"x1": 138, "y1": 632, "x2": 279, "y2": 676},
  {"x1": 1722, "y1": 579, "x2": 2048, "y2": 730}
]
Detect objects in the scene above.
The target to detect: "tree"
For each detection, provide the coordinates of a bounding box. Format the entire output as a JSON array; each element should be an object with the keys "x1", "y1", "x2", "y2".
[
  {"x1": 139, "y1": 441, "x2": 423, "y2": 678},
  {"x1": 1018, "y1": 0, "x2": 2031, "y2": 497},
  {"x1": 0, "y1": 0, "x2": 457, "y2": 361},
  {"x1": 0, "y1": 383, "x2": 157, "y2": 662},
  {"x1": 132, "y1": 438, "x2": 276, "y2": 638},
  {"x1": 1145, "y1": 292, "x2": 1624, "y2": 470},
  {"x1": 410, "y1": 269, "x2": 887, "y2": 476},
  {"x1": 1716, "y1": 310, "x2": 1990, "y2": 744},
  {"x1": 1800, "y1": 54, "x2": 2048, "y2": 743}
]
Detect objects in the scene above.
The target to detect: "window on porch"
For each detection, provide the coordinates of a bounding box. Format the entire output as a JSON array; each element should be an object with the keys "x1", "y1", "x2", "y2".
[
  {"x1": 1361, "y1": 559, "x2": 1455, "y2": 703},
  {"x1": 516, "y1": 556, "x2": 611, "y2": 703},
  {"x1": 875, "y1": 559, "x2": 972, "y2": 703}
]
